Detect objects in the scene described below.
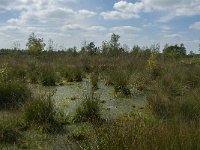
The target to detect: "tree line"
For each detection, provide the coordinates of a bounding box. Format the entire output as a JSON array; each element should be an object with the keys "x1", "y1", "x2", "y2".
[{"x1": 1, "y1": 32, "x2": 191, "y2": 58}]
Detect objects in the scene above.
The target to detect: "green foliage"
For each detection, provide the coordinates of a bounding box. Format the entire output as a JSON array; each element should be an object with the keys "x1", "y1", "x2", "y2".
[
  {"x1": 73, "y1": 97, "x2": 101, "y2": 123},
  {"x1": 147, "y1": 50, "x2": 162, "y2": 80},
  {"x1": 110, "y1": 33, "x2": 120, "y2": 49},
  {"x1": 81, "y1": 115, "x2": 200, "y2": 150},
  {"x1": 91, "y1": 72, "x2": 98, "y2": 90},
  {"x1": 64, "y1": 67, "x2": 83, "y2": 82},
  {"x1": 23, "y1": 95, "x2": 65, "y2": 133},
  {"x1": 148, "y1": 62, "x2": 200, "y2": 122},
  {"x1": 0, "y1": 65, "x2": 30, "y2": 109},
  {"x1": 27, "y1": 63, "x2": 41, "y2": 84},
  {"x1": 85, "y1": 42, "x2": 98, "y2": 56},
  {"x1": 101, "y1": 33, "x2": 124, "y2": 56},
  {"x1": 0, "y1": 114, "x2": 22, "y2": 144},
  {"x1": 40, "y1": 67, "x2": 58, "y2": 86},
  {"x1": 163, "y1": 44, "x2": 186, "y2": 58},
  {"x1": 110, "y1": 70, "x2": 131, "y2": 97},
  {"x1": 26, "y1": 33, "x2": 46, "y2": 53}
]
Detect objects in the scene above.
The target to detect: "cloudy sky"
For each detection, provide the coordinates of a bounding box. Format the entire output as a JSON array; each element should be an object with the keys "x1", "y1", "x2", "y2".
[{"x1": 0, "y1": 0, "x2": 200, "y2": 52}]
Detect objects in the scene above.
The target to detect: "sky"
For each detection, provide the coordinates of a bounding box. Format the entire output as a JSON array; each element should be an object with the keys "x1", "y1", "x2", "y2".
[{"x1": 0, "y1": 0, "x2": 200, "y2": 52}]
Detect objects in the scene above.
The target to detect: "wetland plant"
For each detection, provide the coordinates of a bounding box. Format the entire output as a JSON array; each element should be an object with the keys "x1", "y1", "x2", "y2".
[
  {"x1": 65, "y1": 67, "x2": 83, "y2": 82},
  {"x1": 112, "y1": 70, "x2": 131, "y2": 97},
  {"x1": 91, "y1": 72, "x2": 99, "y2": 90},
  {"x1": 23, "y1": 95, "x2": 65, "y2": 133},
  {"x1": 0, "y1": 65, "x2": 30, "y2": 109},
  {"x1": 73, "y1": 97, "x2": 101, "y2": 123},
  {"x1": 40, "y1": 67, "x2": 58, "y2": 86},
  {"x1": 0, "y1": 114, "x2": 23, "y2": 144}
]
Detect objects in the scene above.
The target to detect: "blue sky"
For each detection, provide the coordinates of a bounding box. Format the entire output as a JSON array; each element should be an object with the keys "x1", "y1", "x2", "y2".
[{"x1": 0, "y1": 0, "x2": 200, "y2": 52}]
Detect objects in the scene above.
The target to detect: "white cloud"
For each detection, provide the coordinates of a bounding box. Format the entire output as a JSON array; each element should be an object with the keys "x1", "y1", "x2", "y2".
[
  {"x1": 110, "y1": 26, "x2": 141, "y2": 33},
  {"x1": 101, "y1": 11, "x2": 139, "y2": 20},
  {"x1": 101, "y1": 0, "x2": 200, "y2": 21},
  {"x1": 62, "y1": 24, "x2": 106, "y2": 32},
  {"x1": 78, "y1": 10, "x2": 96, "y2": 18},
  {"x1": 189, "y1": 22, "x2": 200, "y2": 30}
]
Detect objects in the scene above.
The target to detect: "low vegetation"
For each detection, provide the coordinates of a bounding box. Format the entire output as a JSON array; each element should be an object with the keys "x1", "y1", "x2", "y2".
[
  {"x1": 73, "y1": 98, "x2": 101, "y2": 123},
  {"x1": 23, "y1": 94, "x2": 66, "y2": 133},
  {"x1": 1, "y1": 32, "x2": 200, "y2": 149}
]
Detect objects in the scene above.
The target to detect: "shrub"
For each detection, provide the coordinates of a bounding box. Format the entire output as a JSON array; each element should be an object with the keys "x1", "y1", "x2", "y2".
[
  {"x1": 0, "y1": 114, "x2": 22, "y2": 144},
  {"x1": 40, "y1": 67, "x2": 58, "y2": 86},
  {"x1": 177, "y1": 89, "x2": 200, "y2": 121},
  {"x1": 0, "y1": 80, "x2": 30, "y2": 110},
  {"x1": 65, "y1": 67, "x2": 83, "y2": 82},
  {"x1": 73, "y1": 97, "x2": 101, "y2": 123},
  {"x1": 147, "y1": 51, "x2": 162, "y2": 80},
  {"x1": 27, "y1": 63, "x2": 41, "y2": 84},
  {"x1": 91, "y1": 72, "x2": 98, "y2": 90},
  {"x1": 23, "y1": 95, "x2": 65, "y2": 133},
  {"x1": 112, "y1": 70, "x2": 131, "y2": 97},
  {"x1": 82, "y1": 115, "x2": 200, "y2": 150},
  {"x1": 148, "y1": 89, "x2": 174, "y2": 118}
]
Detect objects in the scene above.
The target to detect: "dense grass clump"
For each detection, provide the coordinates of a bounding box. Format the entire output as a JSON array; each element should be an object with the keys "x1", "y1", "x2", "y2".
[
  {"x1": 91, "y1": 72, "x2": 99, "y2": 90},
  {"x1": 79, "y1": 114, "x2": 200, "y2": 150},
  {"x1": 0, "y1": 114, "x2": 23, "y2": 144},
  {"x1": 0, "y1": 81, "x2": 30, "y2": 109},
  {"x1": 0, "y1": 65, "x2": 30, "y2": 109},
  {"x1": 40, "y1": 67, "x2": 58, "y2": 86},
  {"x1": 148, "y1": 61, "x2": 200, "y2": 122},
  {"x1": 73, "y1": 97, "x2": 101, "y2": 123},
  {"x1": 27, "y1": 63, "x2": 41, "y2": 84},
  {"x1": 111, "y1": 70, "x2": 131, "y2": 97},
  {"x1": 23, "y1": 95, "x2": 66, "y2": 133},
  {"x1": 64, "y1": 67, "x2": 83, "y2": 82}
]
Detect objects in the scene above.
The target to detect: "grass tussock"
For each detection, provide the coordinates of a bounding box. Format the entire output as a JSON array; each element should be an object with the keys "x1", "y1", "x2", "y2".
[
  {"x1": 23, "y1": 95, "x2": 66, "y2": 133},
  {"x1": 0, "y1": 113, "x2": 24, "y2": 144},
  {"x1": 73, "y1": 97, "x2": 101, "y2": 123},
  {"x1": 0, "y1": 65, "x2": 31, "y2": 110}
]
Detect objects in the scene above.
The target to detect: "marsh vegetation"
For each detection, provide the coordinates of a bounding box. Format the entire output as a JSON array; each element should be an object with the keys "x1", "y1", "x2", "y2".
[{"x1": 1, "y1": 33, "x2": 200, "y2": 149}]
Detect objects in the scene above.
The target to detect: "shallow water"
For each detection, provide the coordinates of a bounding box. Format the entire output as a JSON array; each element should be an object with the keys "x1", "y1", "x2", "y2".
[{"x1": 53, "y1": 79, "x2": 146, "y2": 119}]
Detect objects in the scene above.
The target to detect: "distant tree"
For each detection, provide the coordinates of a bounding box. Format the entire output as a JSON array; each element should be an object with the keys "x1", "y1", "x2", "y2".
[
  {"x1": 86, "y1": 42, "x2": 97, "y2": 56},
  {"x1": 163, "y1": 43, "x2": 186, "y2": 58},
  {"x1": 12, "y1": 41, "x2": 21, "y2": 50},
  {"x1": 47, "y1": 38, "x2": 54, "y2": 51},
  {"x1": 26, "y1": 33, "x2": 46, "y2": 53},
  {"x1": 101, "y1": 41, "x2": 111, "y2": 55},
  {"x1": 199, "y1": 43, "x2": 200, "y2": 54},
  {"x1": 66, "y1": 46, "x2": 77, "y2": 56},
  {"x1": 122, "y1": 44, "x2": 130, "y2": 52},
  {"x1": 189, "y1": 51, "x2": 195, "y2": 56},
  {"x1": 110, "y1": 33, "x2": 120, "y2": 50},
  {"x1": 131, "y1": 45, "x2": 141, "y2": 56}
]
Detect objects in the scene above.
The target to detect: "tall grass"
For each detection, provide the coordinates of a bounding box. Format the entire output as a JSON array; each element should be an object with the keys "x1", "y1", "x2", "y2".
[
  {"x1": 78, "y1": 114, "x2": 200, "y2": 150},
  {"x1": 110, "y1": 69, "x2": 131, "y2": 97},
  {"x1": 73, "y1": 97, "x2": 101, "y2": 123},
  {"x1": 64, "y1": 67, "x2": 83, "y2": 82},
  {"x1": 0, "y1": 65, "x2": 30, "y2": 110},
  {"x1": 23, "y1": 94, "x2": 66, "y2": 133},
  {"x1": 0, "y1": 113, "x2": 23, "y2": 144}
]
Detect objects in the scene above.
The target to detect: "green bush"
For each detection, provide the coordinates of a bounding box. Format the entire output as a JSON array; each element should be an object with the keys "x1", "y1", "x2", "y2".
[
  {"x1": 0, "y1": 80, "x2": 30, "y2": 110},
  {"x1": 23, "y1": 95, "x2": 65, "y2": 133},
  {"x1": 0, "y1": 114, "x2": 22, "y2": 144},
  {"x1": 40, "y1": 67, "x2": 58, "y2": 86},
  {"x1": 177, "y1": 89, "x2": 200, "y2": 121},
  {"x1": 91, "y1": 72, "x2": 98, "y2": 90},
  {"x1": 28, "y1": 63, "x2": 41, "y2": 84},
  {"x1": 112, "y1": 70, "x2": 131, "y2": 97},
  {"x1": 65, "y1": 67, "x2": 83, "y2": 82},
  {"x1": 82, "y1": 116, "x2": 200, "y2": 150},
  {"x1": 73, "y1": 98, "x2": 101, "y2": 123}
]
